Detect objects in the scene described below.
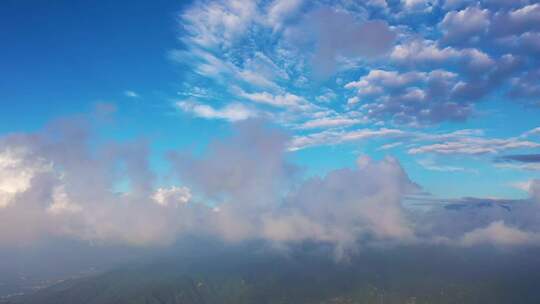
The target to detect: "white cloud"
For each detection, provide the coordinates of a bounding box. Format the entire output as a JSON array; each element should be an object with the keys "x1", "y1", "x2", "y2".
[
  {"x1": 0, "y1": 123, "x2": 206, "y2": 246},
  {"x1": 495, "y1": 162, "x2": 540, "y2": 171},
  {"x1": 408, "y1": 136, "x2": 540, "y2": 155},
  {"x1": 521, "y1": 127, "x2": 540, "y2": 138},
  {"x1": 508, "y1": 3, "x2": 540, "y2": 28},
  {"x1": 377, "y1": 142, "x2": 403, "y2": 150},
  {"x1": 237, "y1": 70, "x2": 281, "y2": 91},
  {"x1": 47, "y1": 185, "x2": 82, "y2": 214},
  {"x1": 297, "y1": 117, "x2": 367, "y2": 130},
  {"x1": 417, "y1": 159, "x2": 470, "y2": 172},
  {"x1": 170, "y1": 124, "x2": 418, "y2": 256},
  {"x1": 261, "y1": 156, "x2": 418, "y2": 257},
  {"x1": 510, "y1": 180, "x2": 535, "y2": 192},
  {"x1": 267, "y1": 0, "x2": 304, "y2": 30},
  {"x1": 345, "y1": 69, "x2": 428, "y2": 93},
  {"x1": 345, "y1": 69, "x2": 469, "y2": 124},
  {"x1": 239, "y1": 91, "x2": 309, "y2": 109},
  {"x1": 439, "y1": 6, "x2": 490, "y2": 44},
  {"x1": 488, "y1": 3, "x2": 540, "y2": 38},
  {"x1": 391, "y1": 39, "x2": 494, "y2": 70},
  {"x1": 181, "y1": 0, "x2": 258, "y2": 48},
  {"x1": 315, "y1": 89, "x2": 337, "y2": 103},
  {"x1": 0, "y1": 147, "x2": 51, "y2": 208},
  {"x1": 176, "y1": 100, "x2": 257, "y2": 122},
  {"x1": 124, "y1": 90, "x2": 139, "y2": 98},
  {"x1": 152, "y1": 186, "x2": 192, "y2": 206},
  {"x1": 402, "y1": 0, "x2": 431, "y2": 11},
  {"x1": 461, "y1": 221, "x2": 539, "y2": 246},
  {"x1": 289, "y1": 128, "x2": 405, "y2": 151},
  {"x1": 347, "y1": 96, "x2": 360, "y2": 106},
  {"x1": 3, "y1": 117, "x2": 540, "y2": 254}
]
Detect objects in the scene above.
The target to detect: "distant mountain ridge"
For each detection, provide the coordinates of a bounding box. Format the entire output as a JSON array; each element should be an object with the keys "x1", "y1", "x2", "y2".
[{"x1": 4, "y1": 245, "x2": 540, "y2": 304}]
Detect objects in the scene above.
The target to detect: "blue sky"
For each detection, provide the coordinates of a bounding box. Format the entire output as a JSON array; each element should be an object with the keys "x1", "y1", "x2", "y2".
[{"x1": 1, "y1": 0, "x2": 539, "y2": 203}]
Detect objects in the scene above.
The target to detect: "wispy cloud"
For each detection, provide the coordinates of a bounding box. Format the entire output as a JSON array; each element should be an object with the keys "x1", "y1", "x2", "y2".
[
  {"x1": 495, "y1": 162, "x2": 540, "y2": 171},
  {"x1": 289, "y1": 128, "x2": 405, "y2": 151},
  {"x1": 124, "y1": 90, "x2": 140, "y2": 98},
  {"x1": 176, "y1": 100, "x2": 257, "y2": 122},
  {"x1": 408, "y1": 137, "x2": 540, "y2": 155},
  {"x1": 494, "y1": 151, "x2": 540, "y2": 171},
  {"x1": 408, "y1": 128, "x2": 540, "y2": 155},
  {"x1": 497, "y1": 154, "x2": 540, "y2": 163},
  {"x1": 417, "y1": 159, "x2": 473, "y2": 173}
]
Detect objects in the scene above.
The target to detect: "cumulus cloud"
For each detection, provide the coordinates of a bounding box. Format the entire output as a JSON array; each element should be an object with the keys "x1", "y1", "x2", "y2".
[
  {"x1": 391, "y1": 39, "x2": 494, "y2": 71},
  {"x1": 507, "y1": 68, "x2": 540, "y2": 106},
  {"x1": 491, "y1": 3, "x2": 540, "y2": 37},
  {"x1": 391, "y1": 40, "x2": 519, "y2": 105},
  {"x1": 345, "y1": 69, "x2": 472, "y2": 124},
  {"x1": 152, "y1": 186, "x2": 192, "y2": 206},
  {"x1": 263, "y1": 156, "x2": 418, "y2": 258},
  {"x1": 169, "y1": 121, "x2": 296, "y2": 210},
  {"x1": 439, "y1": 6, "x2": 491, "y2": 45},
  {"x1": 0, "y1": 118, "x2": 204, "y2": 246},
  {"x1": 0, "y1": 117, "x2": 418, "y2": 257},
  {"x1": 2, "y1": 115, "x2": 540, "y2": 258},
  {"x1": 169, "y1": 123, "x2": 418, "y2": 256},
  {"x1": 461, "y1": 220, "x2": 539, "y2": 246},
  {"x1": 0, "y1": 145, "x2": 51, "y2": 208}
]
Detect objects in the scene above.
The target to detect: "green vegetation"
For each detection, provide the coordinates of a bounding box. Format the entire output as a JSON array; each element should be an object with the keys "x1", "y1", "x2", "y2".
[{"x1": 5, "y1": 245, "x2": 540, "y2": 304}]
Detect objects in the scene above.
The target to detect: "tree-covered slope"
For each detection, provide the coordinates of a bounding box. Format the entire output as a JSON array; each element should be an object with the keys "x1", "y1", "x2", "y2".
[{"x1": 5, "y1": 245, "x2": 540, "y2": 304}]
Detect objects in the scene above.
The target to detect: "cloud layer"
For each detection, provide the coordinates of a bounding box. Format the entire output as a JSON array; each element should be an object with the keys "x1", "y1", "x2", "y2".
[{"x1": 2, "y1": 116, "x2": 540, "y2": 258}]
